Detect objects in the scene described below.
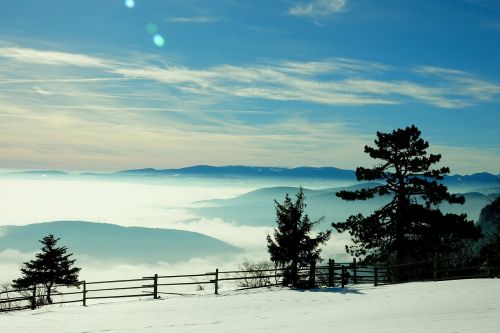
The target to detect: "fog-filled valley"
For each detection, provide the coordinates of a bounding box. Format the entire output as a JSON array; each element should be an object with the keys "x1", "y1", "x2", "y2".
[{"x1": 1, "y1": 170, "x2": 499, "y2": 284}]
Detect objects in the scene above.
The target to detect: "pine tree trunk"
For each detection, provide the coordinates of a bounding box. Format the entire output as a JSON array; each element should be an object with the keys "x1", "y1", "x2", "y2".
[
  {"x1": 46, "y1": 284, "x2": 53, "y2": 304},
  {"x1": 395, "y1": 217, "x2": 404, "y2": 282},
  {"x1": 394, "y1": 175, "x2": 406, "y2": 283},
  {"x1": 291, "y1": 259, "x2": 298, "y2": 287},
  {"x1": 308, "y1": 261, "x2": 316, "y2": 288}
]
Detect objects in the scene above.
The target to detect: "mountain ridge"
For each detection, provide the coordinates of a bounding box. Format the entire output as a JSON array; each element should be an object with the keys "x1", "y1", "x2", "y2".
[{"x1": 2, "y1": 166, "x2": 499, "y2": 189}]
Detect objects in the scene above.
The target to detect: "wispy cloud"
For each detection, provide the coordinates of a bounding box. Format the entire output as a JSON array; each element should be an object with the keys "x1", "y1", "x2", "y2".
[
  {"x1": 165, "y1": 16, "x2": 221, "y2": 24},
  {"x1": 413, "y1": 65, "x2": 470, "y2": 77},
  {"x1": 413, "y1": 65, "x2": 500, "y2": 105},
  {"x1": 0, "y1": 78, "x2": 127, "y2": 84},
  {"x1": 0, "y1": 95, "x2": 369, "y2": 171},
  {"x1": 0, "y1": 47, "x2": 108, "y2": 68},
  {"x1": 278, "y1": 58, "x2": 390, "y2": 75},
  {"x1": 111, "y1": 59, "x2": 500, "y2": 108},
  {"x1": 112, "y1": 60, "x2": 397, "y2": 106},
  {"x1": 289, "y1": 0, "x2": 347, "y2": 17},
  {"x1": 113, "y1": 66, "x2": 217, "y2": 88},
  {"x1": 1, "y1": 45, "x2": 499, "y2": 109},
  {"x1": 32, "y1": 86, "x2": 53, "y2": 96}
]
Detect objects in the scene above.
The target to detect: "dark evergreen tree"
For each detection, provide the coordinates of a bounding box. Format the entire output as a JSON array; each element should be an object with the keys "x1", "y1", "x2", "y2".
[
  {"x1": 478, "y1": 196, "x2": 500, "y2": 257},
  {"x1": 478, "y1": 196, "x2": 500, "y2": 240},
  {"x1": 267, "y1": 187, "x2": 331, "y2": 288},
  {"x1": 333, "y1": 125, "x2": 481, "y2": 268},
  {"x1": 12, "y1": 234, "x2": 81, "y2": 305}
]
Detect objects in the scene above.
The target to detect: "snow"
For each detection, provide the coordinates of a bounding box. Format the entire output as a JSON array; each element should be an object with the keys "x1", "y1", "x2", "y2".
[{"x1": 1, "y1": 279, "x2": 499, "y2": 332}]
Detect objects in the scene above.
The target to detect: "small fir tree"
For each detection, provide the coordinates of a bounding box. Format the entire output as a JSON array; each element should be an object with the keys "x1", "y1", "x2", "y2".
[
  {"x1": 267, "y1": 187, "x2": 331, "y2": 288},
  {"x1": 12, "y1": 234, "x2": 81, "y2": 305}
]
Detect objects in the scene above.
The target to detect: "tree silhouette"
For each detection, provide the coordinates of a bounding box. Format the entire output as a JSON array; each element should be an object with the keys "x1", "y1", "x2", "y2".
[
  {"x1": 333, "y1": 125, "x2": 481, "y2": 270},
  {"x1": 478, "y1": 196, "x2": 500, "y2": 257},
  {"x1": 267, "y1": 187, "x2": 331, "y2": 288},
  {"x1": 12, "y1": 234, "x2": 81, "y2": 305}
]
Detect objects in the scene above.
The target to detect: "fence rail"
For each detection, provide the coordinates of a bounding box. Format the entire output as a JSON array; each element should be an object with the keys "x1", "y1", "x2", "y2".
[{"x1": 1, "y1": 255, "x2": 498, "y2": 313}]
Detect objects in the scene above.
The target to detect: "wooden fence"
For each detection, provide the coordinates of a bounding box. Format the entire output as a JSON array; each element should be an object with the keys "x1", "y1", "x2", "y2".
[
  {"x1": 1, "y1": 255, "x2": 498, "y2": 312},
  {"x1": 0, "y1": 263, "x2": 334, "y2": 311},
  {"x1": 331, "y1": 254, "x2": 500, "y2": 287}
]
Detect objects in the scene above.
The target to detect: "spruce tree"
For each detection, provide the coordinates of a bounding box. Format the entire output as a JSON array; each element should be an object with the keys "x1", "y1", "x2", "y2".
[
  {"x1": 333, "y1": 125, "x2": 481, "y2": 269},
  {"x1": 12, "y1": 234, "x2": 81, "y2": 305},
  {"x1": 267, "y1": 187, "x2": 331, "y2": 287}
]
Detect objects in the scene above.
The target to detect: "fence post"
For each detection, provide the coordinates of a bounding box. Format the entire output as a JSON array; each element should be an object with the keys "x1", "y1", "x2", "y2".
[
  {"x1": 374, "y1": 266, "x2": 378, "y2": 287},
  {"x1": 328, "y1": 259, "x2": 334, "y2": 287},
  {"x1": 341, "y1": 265, "x2": 346, "y2": 288},
  {"x1": 82, "y1": 281, "x2": 87, "y2": 307},
  {"x1": 214, "y1": 269, "x2": 219, "y2": 295},
  {"x1": 353, "y1": 258, "x2": 357, "y2": 284},
  {"x1": 153, "y1": 274, "x2": 158, "y2": 299},
  {"x1": 309, "y1": 261, "x2": 316, "y2": 288},
  {"x1": 31, "y1": 285, "x2": 36, "y2": 310},
  {"x1": 486, "y1": 254, "x2": 490, "y2": 277},
  {"x1": 433, "y1": 253, "x2": 438, "y2": 281}
]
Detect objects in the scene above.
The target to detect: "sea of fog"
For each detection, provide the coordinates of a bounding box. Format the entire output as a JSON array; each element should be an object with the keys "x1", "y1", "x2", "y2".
[{"x1": 0, "y1": 176, "x2": 352, "y2": 283}]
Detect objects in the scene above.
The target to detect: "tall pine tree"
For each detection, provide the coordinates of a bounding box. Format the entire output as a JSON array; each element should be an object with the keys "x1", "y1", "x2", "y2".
[
  {"x1": 267, "y1": 187, "x2": 331, "y2": 288},
  {"x1": 333, "y1": 125, "x2": 481, "y2": 269},
  {"x1": 13, "y1": 234, "x2": 81, "y2": 305}
]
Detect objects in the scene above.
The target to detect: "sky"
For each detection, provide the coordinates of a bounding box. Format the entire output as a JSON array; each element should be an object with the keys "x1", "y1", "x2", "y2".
[{"x1": 0, "y1": 0, "x2": 499, "y2": 173}]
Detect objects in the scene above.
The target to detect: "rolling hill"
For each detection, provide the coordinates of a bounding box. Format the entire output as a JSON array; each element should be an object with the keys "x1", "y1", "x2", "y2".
[
  {"x1": 0, "y1": 221, "x2": 241, "y2": 263},
  {"x1": 192, "y1": 184, "x2": 499, "y2": 227}
]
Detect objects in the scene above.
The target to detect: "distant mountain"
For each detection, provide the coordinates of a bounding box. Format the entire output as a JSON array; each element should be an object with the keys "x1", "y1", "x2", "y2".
[
  {"x1": 443, "y1": 172, "x2": 500, "y2": 190},
  {"x1": 0, "y1": 170, "x2": 68, "y2": 177},
  {"x1": 2, "y1": 166, "x2": 499, "y2": 191},
  {"x1": 116, "y1": 165, "x2": 356, "y2": 180},
  {"x1": 0, "y1": 221, "x2": 240, "y2": 263},
  {"x1": 115, "y1": 166, "x2": 500, "y2": 188},
  {"x1": 192, "y1": 184, "x2": 499, "y2": 227}
]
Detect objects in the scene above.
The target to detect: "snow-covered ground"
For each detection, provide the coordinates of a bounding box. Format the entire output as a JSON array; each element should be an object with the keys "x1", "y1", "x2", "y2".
[{"x1": 1, "y1": 279, "x2": 499, "y2": 332}]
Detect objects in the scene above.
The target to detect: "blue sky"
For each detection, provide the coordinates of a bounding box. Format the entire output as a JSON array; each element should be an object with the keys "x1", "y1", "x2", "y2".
[{"x1": 0, "y1": 0, "x2": 499, "y2": 173}]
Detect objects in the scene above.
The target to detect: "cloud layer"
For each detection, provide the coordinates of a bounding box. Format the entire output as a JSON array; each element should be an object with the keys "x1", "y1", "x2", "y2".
[
  {"x1": 1, "y1": 43, "x2": 499, "y2": 172},
  {"x1": 2, "y1": 46, "x2": 494, "y2": 109},
  {"x1": 1, "y1": 45, "x2": 498, "y2": 109}
]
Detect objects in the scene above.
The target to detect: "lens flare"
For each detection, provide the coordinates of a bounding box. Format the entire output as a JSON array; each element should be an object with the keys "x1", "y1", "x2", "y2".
[
  {"x1": 125, "y1": 0, "x2": 135, "y2": 8},
  {"x1": 147, "y1": 23, "x2": 158, "y2": 34},
  {"x1": 153, "y1": 34, "x2": 165, "y2": 47}
]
